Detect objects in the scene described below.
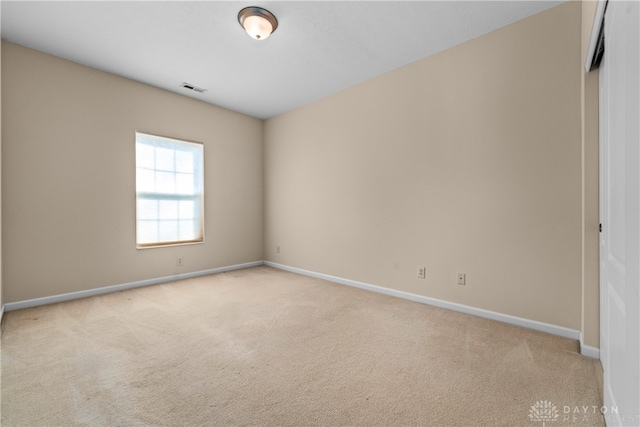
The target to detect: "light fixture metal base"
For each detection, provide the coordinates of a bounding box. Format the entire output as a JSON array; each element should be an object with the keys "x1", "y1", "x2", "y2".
[{"x1": 238, "y1": 6, "x2": 278, "y2": 40}]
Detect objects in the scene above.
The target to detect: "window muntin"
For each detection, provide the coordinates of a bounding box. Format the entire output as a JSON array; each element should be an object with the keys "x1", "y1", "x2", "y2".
[{"x1": 135, "y1": 132, "x2": 204, "y2": 248}]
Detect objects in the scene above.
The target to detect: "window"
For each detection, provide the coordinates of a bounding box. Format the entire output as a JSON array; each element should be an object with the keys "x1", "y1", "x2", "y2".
[{"x1": 135, "y1": 132, "x2": 204, "y2": 248}]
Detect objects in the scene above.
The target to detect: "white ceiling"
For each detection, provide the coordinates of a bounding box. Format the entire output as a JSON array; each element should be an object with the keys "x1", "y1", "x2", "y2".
[{"x1": 1, "y1": 1, "x2": 564, "y2": 119}]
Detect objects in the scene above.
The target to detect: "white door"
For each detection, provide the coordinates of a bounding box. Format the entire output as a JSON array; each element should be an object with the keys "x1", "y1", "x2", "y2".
[{"x1": 599, "y1": 1, "x2": 640, "y2": 425}]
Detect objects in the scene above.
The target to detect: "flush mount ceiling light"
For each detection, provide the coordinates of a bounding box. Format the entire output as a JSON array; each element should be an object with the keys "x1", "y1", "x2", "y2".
[{"x1": 238, "y1": 6, "x2": 278, "y2": 40}]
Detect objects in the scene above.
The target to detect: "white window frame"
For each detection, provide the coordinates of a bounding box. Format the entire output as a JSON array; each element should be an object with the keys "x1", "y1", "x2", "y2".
[{"x1": 135, "y1": 132, "x2": 205, "y2": 248}]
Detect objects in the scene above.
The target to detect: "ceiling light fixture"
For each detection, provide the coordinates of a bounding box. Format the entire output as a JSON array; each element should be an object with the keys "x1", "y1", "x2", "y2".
[{"x1": 238, "y1": 6, "x2": 278, "y2": 40}]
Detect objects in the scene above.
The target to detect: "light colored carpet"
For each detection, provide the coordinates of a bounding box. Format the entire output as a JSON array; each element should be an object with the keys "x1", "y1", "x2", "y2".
[{"x1": 1, "y1": 265, "x2": 603, "y2": 426}]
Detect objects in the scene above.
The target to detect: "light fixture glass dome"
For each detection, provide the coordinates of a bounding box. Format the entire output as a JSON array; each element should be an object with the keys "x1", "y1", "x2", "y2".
[
  {"x1": 242, "y1": 15, "x2": 273, "y2": 40},
  {"x1": 238, "y1": 7, "x2": 278, "y2": 40}
]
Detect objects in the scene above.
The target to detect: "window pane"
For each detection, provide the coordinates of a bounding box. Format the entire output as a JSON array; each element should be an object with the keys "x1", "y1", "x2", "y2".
[
  {"x1": 155, "y1": 147, "x2": 175, "y2": 171},
  {"x1": 179, "y1": 200, "x2": 195, "y2": 219},
  {"x1": 136, "y1": 168, "x2": 155, "y2": 193},
  {"x1": 176, "y1": 173, "x2": 194, "y2": 195},
  {"x1": 159, "y1": 200, "x2": 178, "y2": 220},
  {"x1": 138, "y1": 199, "x2": 158, "y2": 220},
  {"x1": 135, "y1": 132, "x2": 204, "y2": 247},
  {"x1": 136, "y1": 144, "x2": 155, "y2": 169},
  {"x1": 137, "y1": 221, "x2": 158, "y2": 244},
  {"x1": 176, "y1": 151, "x2": 194, "y2": 173},
  {"x1": 156, "y1": 171, "x2": 175, "y2": 194},
  {"x1": 179, "y1": 220, "x2": 196, "y2": 240},
  {"x1": 158, "y1": 220, "x2": 179, "y2": 242}
]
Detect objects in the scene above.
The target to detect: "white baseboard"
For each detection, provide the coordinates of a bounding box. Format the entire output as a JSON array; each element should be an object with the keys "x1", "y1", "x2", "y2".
[
  {"x1": 580, "y1": 333, "x2": 601, "y2": 359},
  {"x1": 265, "y1": 261, "x2": 584, "y2": 343},
  {"x1": 4, "y1": 261, "x2": 264, "y2": 312},
  {"x1": 4, "y1": 259, "x2": 600, "y2": 360}
]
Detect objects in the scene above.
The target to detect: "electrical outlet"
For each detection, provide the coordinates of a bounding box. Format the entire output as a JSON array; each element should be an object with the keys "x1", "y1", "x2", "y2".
[
  {"x1": 277, "y1": 246, "x2": 280, "y2": 254},
  {"x1": 457, "y1": 273, "x2": 466, "y2": 285},
  {"x1": 417, "y1": 267, "x2": 426, "y2": 279},
  {"x1": 177, "y1": 257, "x2": 183, "y2": 267}
]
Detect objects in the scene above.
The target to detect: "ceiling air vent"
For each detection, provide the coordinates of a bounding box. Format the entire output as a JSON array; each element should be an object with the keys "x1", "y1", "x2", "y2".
[{"x1": 180, "y1": 82, "x2": 207, "y2": 94}]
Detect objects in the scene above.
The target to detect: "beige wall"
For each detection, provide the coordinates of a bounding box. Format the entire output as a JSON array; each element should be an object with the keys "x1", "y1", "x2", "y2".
[
  {"x1": 264, "y1": 2, "x2": 585, "y2": 329},
  {"x1": 580, "y1": 0, "x2": 600, "y2": 348},
  {"x1": 2, "y1": 2, "x2": 601, "y2": 343},
  {"x1": 2, "y1": 41, "x2": 264, "y2": 303}
]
